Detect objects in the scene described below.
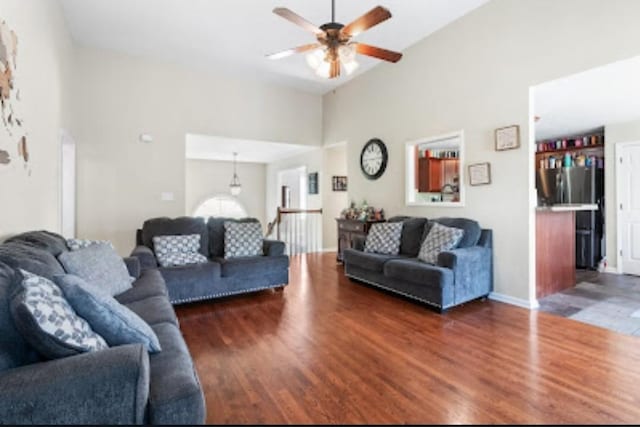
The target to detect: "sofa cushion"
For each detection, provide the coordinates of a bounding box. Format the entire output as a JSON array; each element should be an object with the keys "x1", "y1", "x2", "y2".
[
  {"x1": 11, "y1": 270, "x2": 108, "y2": 359},
  {"x1": 5, "y1": 231, "x2": 69, "y2": 257},
  {"x1": 147, "y1": 323, "x2": 205, "y2": 425},
  {"x1": 388, "y1": 216, "x2": 428, "y2": 257},
  {"x1": 58, "y1": 244, "x2": 133, "y2": 297},
  {"x1": 384, "y1": 259, "x2": 454, "y2": 289},
  {"x1": 343, "y1": 249, "x2": 406, "y2": 273},
  {"x1": 207, "y1": 217, "x2": 260, "y2": 258},
  {"x1": 0, "y1": 241, "x2": 65, "y2": 280},
  {"x1": 142, "y1": 217, "x2": 209, "y2": 257},
  {"x1": 224, "y1": 221, "x2": 263, "y2": 258},
  {"x1": 215, "y1": 255, "x2": 289, "y2": 278},
  {"x1": 125, "y1": 295, "x2": 178, "y2": 326},
  {"x1": 418, "y1": 222, "x2": 465, "y2": 264},
  {"x1": 431, "y1": 217, "x2": 481, "y2": 248},
  {"x1": 115, "y1": 269, "x2": 168, "y2": 305},
  {"x1": 152, "y1": 234, "x2": 208, "y2": 267},
  {"x1": 364, "y1": 222, "x2": 403, "y2": 255},
  {"x1": 54, "y1": 274, "x2": 161, "y2": 353},
  {"x1": 0, "y1": 262, "x2": 39, "y2": 372}
]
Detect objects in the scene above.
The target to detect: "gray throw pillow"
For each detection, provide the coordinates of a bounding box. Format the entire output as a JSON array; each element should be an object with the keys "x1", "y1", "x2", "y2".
[
  {"x1": 54, "y1": 274, "x2": 161, "y2": 353},
  {"x1": 224, "y1": 222, "x2": 263, "y2": 258},
  {"x1": 11, "y1": 270, "x2": 108, "y2": 359},
  {"x1": 58, "y1": 244, "x2": 132, "y2": 296},
  {"x1": 152, "y1": 234, "x2": 208, "y2": 267},
  {"x1": 364, "y1": 222, "x2": 403, "y2": 255},
  {"x1": 418, "y1": 222, "x2": 465, "y2": 264}
]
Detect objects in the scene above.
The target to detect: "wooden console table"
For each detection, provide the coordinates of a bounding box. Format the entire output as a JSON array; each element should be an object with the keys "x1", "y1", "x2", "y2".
[{"x1": 336, "y1": 219, "x2": 385, "y2": 262}]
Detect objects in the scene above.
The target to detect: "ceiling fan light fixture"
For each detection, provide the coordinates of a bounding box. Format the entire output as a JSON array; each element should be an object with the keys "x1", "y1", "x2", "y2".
[
  {"x1": 315, "y1": 60, "x2": 331, "y2": 78},
  {"x1": 229, "y1": 152, "x2": 242, "y2": 196},
  {"x1": 338, "y1": 43, "x2": 356, "y2": 64},
  {"x1": 343, "y1": 60, "x2": 359, "y2": 75},
  {"x1": 306, "y1": 48, "x2": 325, "y2": 70}
]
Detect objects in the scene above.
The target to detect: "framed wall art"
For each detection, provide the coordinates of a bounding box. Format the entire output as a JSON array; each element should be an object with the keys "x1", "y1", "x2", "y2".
[
  {"x1": 332, "y1": 176, "x2": 347, "y2": 191},
  {"x1": 468, "y1": 162, "x2": 491, "y2": 186},
  {"x1": 495, "y1": 125, "x2": 520, "y2": 151}
]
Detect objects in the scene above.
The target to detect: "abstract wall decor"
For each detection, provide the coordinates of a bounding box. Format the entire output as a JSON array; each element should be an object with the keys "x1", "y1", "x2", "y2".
[{"x1": 0, "y1": 19, "x2": 29, "y2": 172}]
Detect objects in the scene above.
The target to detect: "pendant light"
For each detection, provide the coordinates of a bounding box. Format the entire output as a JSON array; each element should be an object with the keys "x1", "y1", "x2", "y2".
[{"x1": 229, "y1": 152, "x2": 242, "y2": 196}]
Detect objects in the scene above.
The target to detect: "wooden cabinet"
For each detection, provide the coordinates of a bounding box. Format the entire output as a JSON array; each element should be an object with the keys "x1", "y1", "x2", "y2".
[
  {"x1": 336, "y1": 219, "x2": 385, "y2": 262},
  {"x1": 418, "y1": 158, "x2": 460, "y2": 192}
]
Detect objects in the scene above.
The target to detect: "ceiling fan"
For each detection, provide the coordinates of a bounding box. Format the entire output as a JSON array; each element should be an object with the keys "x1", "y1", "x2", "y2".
[{"x1": 267, "y1": 0, "x2": 403, "y2": 79}]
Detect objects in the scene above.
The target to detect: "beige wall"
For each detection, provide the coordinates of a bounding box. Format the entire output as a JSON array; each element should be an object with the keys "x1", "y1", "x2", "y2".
[
  {"x1": 605, "y1": 119, "x2": 640, "y2": 270},
  {"x1": 322, "y1": 0, "x2": 640, "y2": 304},
  {"x1": 0, "y1": 0, "x2": 74, "y2": 239},
  {"x1": 322, "y1": 144, "x2": 348, "y2": 250},
  {"x1": 185, "y1": 159, "x2": 266, "y2": 226},
  {"x1": 72, "y1": 47, "x2": 322, "y2": 254}
]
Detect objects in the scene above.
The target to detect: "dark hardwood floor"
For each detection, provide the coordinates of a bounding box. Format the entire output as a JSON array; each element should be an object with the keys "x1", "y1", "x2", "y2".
[{"x1": 176, "y1": 253, "x2": 640, "y2": 424}]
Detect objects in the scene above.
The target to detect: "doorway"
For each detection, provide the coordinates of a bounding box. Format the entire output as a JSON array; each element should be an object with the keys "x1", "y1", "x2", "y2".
[
  {"x1": 60, "y1": 129, "x2": 76, "y2": 238},
  {"x1": 617, "y1": 141, "x2": 640, "y2": 276}
]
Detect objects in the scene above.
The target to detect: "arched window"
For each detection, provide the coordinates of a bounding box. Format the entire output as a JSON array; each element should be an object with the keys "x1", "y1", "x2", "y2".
[{"x1": 193, "y1": 194, "x2": 247, "y2": 219}]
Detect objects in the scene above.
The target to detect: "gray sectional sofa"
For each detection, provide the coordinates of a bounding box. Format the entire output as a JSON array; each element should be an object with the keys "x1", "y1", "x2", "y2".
[
  {"x1": 0, "y1": 231, "x2": 205, "y2": 425},
  {"x1": 343, "y1": 216, "x2": 493, "y2": 312},
  {"x1": 131, "y1": 216, "x2": 289, "y2": 304}
]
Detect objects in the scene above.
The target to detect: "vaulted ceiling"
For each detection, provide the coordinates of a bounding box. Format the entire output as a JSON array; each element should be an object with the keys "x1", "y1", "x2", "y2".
[{"x1": 60, "y1": 0, "x2": 488, "y2": 94}]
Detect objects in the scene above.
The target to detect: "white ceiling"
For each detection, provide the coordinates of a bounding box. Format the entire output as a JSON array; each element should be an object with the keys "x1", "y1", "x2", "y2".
[
  {"x1": 185, "y1": 134, "x2": 318, "y2": 163},
  {"x1": 59, "y1": 0, "x2": 488, "y2": 94},
  {"x1": 534, "y1": 55, "x2": 640, "y2": 141}
]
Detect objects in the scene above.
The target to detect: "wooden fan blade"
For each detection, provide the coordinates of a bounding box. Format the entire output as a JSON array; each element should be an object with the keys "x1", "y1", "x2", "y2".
[
  {"x1": 267, "y1": 43, "x2": 321, "y2": 60},
  {"x1": 330, "y1": 60, "x2": 340, "y2": 79},
  {"x1": 355, "y1": 43, "x2": 402, "y2": 63},
  {"x1": 341, "y1": 6, "x2": 392, "y2": 38},
  {"x1": 273, "y1": 7, "x2": 324, "y2": 36}
]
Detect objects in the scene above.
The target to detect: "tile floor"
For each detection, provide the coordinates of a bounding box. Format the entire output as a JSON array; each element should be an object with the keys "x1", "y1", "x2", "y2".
[{"x1": 538, "y1": 270, "x2": 640, "y2": 336}]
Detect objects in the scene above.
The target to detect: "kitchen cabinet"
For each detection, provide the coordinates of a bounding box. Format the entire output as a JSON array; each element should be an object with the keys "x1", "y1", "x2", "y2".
[{"x1": 418, "y1": 158, "x2": 459, "y2": 192}]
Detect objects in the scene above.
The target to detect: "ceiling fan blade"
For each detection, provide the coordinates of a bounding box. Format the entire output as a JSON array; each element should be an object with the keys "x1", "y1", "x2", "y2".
[
  {"x1": 341, "y1": 6, "x2": 392, "y2": 38},
  {"x1": 273, "y1": 7, "x2": 324, "y2": 36},
  {"x1": 267, "y1": 43, "x2": 321, "y2": 60},
  {"x1": 330, "y1": 60, "x2": 340, "y2": 79},
  {"x1": 355, "y1": 43, "x2": 402, "y2": 63}
]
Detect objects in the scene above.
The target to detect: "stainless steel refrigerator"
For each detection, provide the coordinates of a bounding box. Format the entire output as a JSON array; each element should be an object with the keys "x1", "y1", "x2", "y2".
[{"x1": 537, "y1": 166, "x2": 605, "y2": 269}]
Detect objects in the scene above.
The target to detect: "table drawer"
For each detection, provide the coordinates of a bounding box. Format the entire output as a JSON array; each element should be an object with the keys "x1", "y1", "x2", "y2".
[{"x1": 338, "y1": 222, "x2": 366, "y2": 232}]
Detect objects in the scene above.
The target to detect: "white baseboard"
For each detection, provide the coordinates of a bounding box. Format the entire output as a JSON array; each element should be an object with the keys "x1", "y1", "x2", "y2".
[
  {"x1": 604, "y1": 266, "x2": 620, "y2": 274},
  {"x1": 489, "y1": 292, "x2": 540, "y2": 310}
]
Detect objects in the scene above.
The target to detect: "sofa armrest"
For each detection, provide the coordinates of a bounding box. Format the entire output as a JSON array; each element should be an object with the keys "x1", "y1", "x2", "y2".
[
  {"x1": 130, "y1": 245, "x2": 158, "y2": 270},
  {"x1": 437, "y1": 246, "x2": 493, "y2": 303},
  {"x1": 0, "y1": 344, "x2": 150, "y2": 425},
  {"x1": 263, "y1": 239, "x2": 286, "y2": 257},
  {"x1": 124, "y1": 256, "x2": 141, "y2": 279},
  {"x1": 352, "y1": 235, "x2": 366, "y2": 251}
]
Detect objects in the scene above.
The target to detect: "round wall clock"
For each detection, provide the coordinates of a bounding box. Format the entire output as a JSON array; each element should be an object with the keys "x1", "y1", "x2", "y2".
[{"x1": 360, "y1": 138, "x2": 388, "y2": 180}]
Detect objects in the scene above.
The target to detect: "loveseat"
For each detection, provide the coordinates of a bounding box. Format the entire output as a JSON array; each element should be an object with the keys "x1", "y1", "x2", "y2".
[
  {"x1": 0, "y1": 230, "x2": 205, "y2": 424},
  {"x1": 343, "y1": 216, "x2": 493, "y2": 312},
  {"x1": 130, "y1": 216, "x2": 289, "y2": 304}
]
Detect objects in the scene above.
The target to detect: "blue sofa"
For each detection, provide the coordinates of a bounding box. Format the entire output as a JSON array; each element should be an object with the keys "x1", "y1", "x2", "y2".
[
  {"x1": 0, "y1": 230, "x2": 205, "y2": 424},
  {"x1": 343, "y1": 216, "x2": 493, "y2": 312},
  {"x1": 130, "y1": 216, "x2": 289, "y2": 304}
]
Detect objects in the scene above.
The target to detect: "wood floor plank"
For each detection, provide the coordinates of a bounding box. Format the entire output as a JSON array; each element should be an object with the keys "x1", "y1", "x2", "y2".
[{"x1": 176, "y1": 253, "x2": 640, "y2": 424}]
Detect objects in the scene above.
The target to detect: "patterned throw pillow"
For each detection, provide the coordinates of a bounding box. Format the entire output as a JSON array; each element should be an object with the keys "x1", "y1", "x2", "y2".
[
  {"x1": 224, "y1": 222, "x2": 263, "y2": 259},
  {"x1": 10, "y1": 270, "x2": 108, "y2": 359},
  {"x1": 66, "y1": 238, "x2": 114, "y2": 251},
  {"x1": 152, "y1": 234, "x2": 208, "y2": 268},
  {"x1": 364, "y1": 222, "x2": 403, "y2": 255},
  {"x1": 417, "y1": 222, "x2": 465, "y2": 264}
]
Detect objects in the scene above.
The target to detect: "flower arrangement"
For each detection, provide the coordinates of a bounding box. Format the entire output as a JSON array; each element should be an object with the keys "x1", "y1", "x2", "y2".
[{"x1": 340, "y1": 200, "x2": 384, "y2": 221}]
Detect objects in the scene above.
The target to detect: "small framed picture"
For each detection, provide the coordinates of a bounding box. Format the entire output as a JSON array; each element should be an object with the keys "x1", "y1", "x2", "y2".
[
  {"x1": 308, "y1": 172, "x2": 319, "y2": 195},
  {"x1": 495, "y1": 125, "x2": 520, "y2": 151},
  {"x1": 468, "y1": 162, "x2": 491, "y2": 186},
  {"x1": 332, "y1": 175, "x2": 347, "y2": 191}
]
